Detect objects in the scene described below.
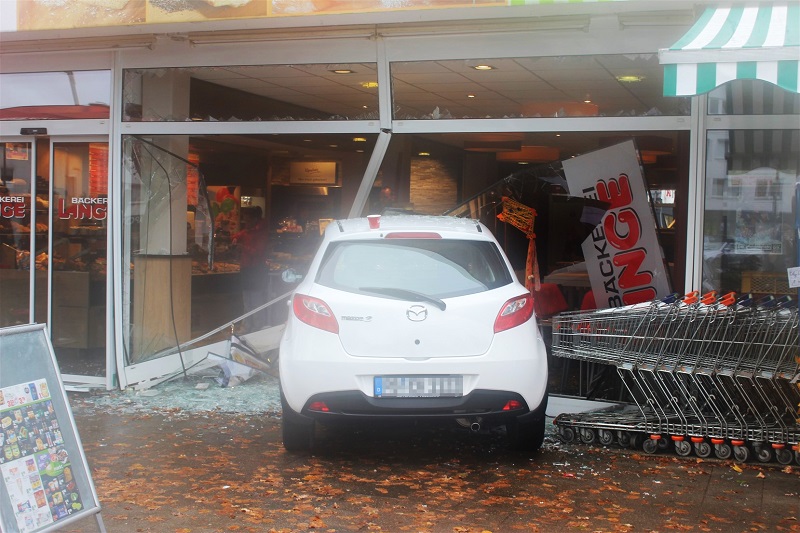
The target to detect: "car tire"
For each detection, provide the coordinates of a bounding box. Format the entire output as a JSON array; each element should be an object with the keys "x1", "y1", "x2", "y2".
[
  {"x1": 507, "y1": 392, "x2": 548, "y2": 452},
  {"x1": 280, "y1": 388, "x2": 314, "y2": 452}
]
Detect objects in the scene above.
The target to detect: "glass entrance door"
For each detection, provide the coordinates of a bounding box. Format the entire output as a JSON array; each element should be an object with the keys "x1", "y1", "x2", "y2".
[
  {"x1": 48, "y1": 140, "x2": 109, "y2": 383},
  {"x1": 0, "y1": 140, "x2": 37, "y2": 328}
]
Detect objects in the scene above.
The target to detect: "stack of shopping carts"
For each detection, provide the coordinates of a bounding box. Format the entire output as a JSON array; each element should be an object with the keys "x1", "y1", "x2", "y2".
[{"x1": 551, "y1": 292, "x2": 800, "y2": 465}]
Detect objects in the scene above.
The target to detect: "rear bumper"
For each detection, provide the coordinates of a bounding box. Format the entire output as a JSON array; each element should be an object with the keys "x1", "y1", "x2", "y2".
[{"x1": 284, "y1": 389, "x2": 547, "y2": 427}]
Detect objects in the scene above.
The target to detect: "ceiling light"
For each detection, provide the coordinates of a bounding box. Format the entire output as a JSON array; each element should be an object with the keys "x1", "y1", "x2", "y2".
[
  {"x1": 418, "y1": 152, "x2": 430, "y2": 156},
  {"x1": 472, "y1": 65, "x2": 495, "y2": 70},
  {"x1": 331, "y1": 69, "x2": 354, "y2": 74},
  {"x1": 360, "y1": 81, "x2": 379, "y2": 88},
  {"x1": 352, "y1": 137, "x2": 367, "y2": 142},
  {"x1": 329, "y1": 144, "x2": 338, "y2": 148},
  {"x1": 583, "y1": 94, "x2": 592, "y2": 103},
  {"x1": 616, "y1": 75, "x2": 646, "y2": 83},
  {"x1": 467, "y1": 94, "x2": 476, "y2": 98}
]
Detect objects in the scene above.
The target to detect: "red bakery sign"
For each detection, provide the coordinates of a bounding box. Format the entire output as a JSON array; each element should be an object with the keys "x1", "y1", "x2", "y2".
[
  {"x1": 0, "y1": 196, "x2": 26, "y2": 218},
  {"x1": 57, "y1": 198, "x2": 107, "y2": 221}
]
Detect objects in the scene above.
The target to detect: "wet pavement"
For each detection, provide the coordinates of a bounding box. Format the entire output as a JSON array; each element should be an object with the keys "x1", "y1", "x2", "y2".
[{"x1": 62, "y1": 371, "x2": 799, "y2": 533}]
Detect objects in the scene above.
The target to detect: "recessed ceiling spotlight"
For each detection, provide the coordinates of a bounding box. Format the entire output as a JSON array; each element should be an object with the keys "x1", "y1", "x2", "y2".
[
  {"x1": 583, "y1": 94, "x2": 592, "y2": 103},
  {"x1": 352, "y1": 137, "x2": 367, "y2": 142},
  {"x1": 329, "y1": 144, "x2": 338, "y2": 148},
  {"x1": 616, "y1": 75, "x2": 645, "y2": 83},
  {"x1": 418, "y1": 152, "x2": 430, "y2": 156},
  {"x1": 555, "y1": 134, "x2": 561, "y2": 137},
  {"x1": 467, "y1": 94, "x2": 476, "y2": 98},
  {"x1": 360, "y1": 81, "x2": 379, "y2": 88},
  {"x1": 472, "y1": 65, "x2": 495, "y2": 71},
  {"x1": 330, "y1": 69, "x2": 354, "y2": 74}
]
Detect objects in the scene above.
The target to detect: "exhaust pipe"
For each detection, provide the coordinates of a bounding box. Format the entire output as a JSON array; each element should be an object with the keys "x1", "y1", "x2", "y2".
[{"x1": 470, "y1": 421, "x2": 481, "y2": 432}]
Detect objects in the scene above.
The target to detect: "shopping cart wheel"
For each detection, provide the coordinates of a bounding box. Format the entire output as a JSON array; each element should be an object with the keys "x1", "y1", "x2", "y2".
[
  {"x1": 694, "y1": 441, "x2": 712, "y2": 458},
  {"x1": 714, "y1": 443, "x2": 732, "y2": 460},
  {"x1": 642, "y1": 438, "x2": 659, "y2": 454},
  {"x1": 733, "y1": 445, "x2": 750, "y2": 463},
  {"x1": 631, "y1": 433, "x2": 645, "y2": 449},
  {"x1": 657, "y1": 437, "x2": 670, "y2": 450},
  {"x1": 617, "y1": 431, "x2": 632, "y2": 448},
  {"x1": 755, "y1": 446, "x2": 773, "y2": 463},
  {"x1": 579, "y1": 428, "x2": 596, "y2": 444},
  {"x1": 674, "y1": 440, "x2": 692, "y2": 457},
  {"x1": 598, "y1": 429, "x2": 614, "y2": 446},
  {"x1": 775, "y1": 448, "x2": 793, "y2": 466},
  {"x1": 559, "y1": 426, "x2": 576, "y2": 443}
]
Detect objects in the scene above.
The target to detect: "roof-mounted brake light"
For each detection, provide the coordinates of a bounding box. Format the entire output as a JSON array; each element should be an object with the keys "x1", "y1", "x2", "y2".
[{"x1": 384, "y1": 232, "x2": 442, "y2": 239}]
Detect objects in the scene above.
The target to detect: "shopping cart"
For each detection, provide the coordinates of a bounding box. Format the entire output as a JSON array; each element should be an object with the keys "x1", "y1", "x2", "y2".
[{"x1": 552, "y1": 291, "x2": 800, "y2": 465}]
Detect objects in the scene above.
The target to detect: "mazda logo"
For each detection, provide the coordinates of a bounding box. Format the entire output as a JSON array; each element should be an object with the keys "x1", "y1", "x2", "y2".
[{"x1": 406, "y1": 305, "x2": 428, "y2": 322}]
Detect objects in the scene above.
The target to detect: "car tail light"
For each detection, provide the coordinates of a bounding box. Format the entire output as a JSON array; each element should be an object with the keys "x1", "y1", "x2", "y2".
[
  {"x1": 293, "y1": 294, "x2": 339, "y2": 334},
  {"x1": 308, "y1": 401, "x2": 330, "y2": 412},
  {"x1": 502, "y1": 400, "x2": 523, "y2": 411},
  {"x1": 493, "y1": 294, "x2": 534, "y2": 333}
]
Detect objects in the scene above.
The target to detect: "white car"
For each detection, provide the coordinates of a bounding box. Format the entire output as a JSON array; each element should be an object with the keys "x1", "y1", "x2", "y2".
[{"x1": 279, "y1": 214, "x2": 549, "y2": 451}]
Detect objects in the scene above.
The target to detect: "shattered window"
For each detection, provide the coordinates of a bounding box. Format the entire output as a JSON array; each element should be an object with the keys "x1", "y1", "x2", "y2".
[
  {"x1": 122, "y1": 64, "x2": 379, "y2": 122},
  {"x1": 122, "y1": 136, "x2": 214, "y2": 364}
]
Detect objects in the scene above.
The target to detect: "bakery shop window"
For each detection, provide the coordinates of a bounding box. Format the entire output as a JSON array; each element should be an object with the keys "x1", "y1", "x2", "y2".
[
  {"x1": 122, "y1": 63, "x2": 379, "y2": 122},
  {"x1": 0, "y1": 71, "x2": 111, "y2": 121},
  {"x1": 121, "y1": 133, "x2": 372, "y2": 362}
]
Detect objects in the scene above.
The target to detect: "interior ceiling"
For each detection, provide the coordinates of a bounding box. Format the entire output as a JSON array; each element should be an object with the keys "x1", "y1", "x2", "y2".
[
  {"x1": 190, "y1": 54, "x2": 678, "y2": 121},
  {"x1": 186, "y1": 54, "x2": 682, "y2": 160}
]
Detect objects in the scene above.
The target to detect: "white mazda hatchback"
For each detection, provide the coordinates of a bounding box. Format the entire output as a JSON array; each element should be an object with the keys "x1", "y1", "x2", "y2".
[{"x1": 279, "y1": 214, "x2": 549, "y2": 451}]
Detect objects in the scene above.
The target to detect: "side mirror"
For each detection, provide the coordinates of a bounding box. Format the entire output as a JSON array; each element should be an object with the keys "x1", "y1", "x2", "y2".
[{"x1": 281, "y1": 268, "x2": 303, "y2": 283}]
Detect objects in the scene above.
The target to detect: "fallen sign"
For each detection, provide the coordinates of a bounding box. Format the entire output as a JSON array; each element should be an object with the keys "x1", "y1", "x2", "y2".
[
  {"x1": 208, "y1": 326, "x2": 283, "y2": 387},
  {"x1": 0, "y1": 323, "x2": 106, "y2": 533}
]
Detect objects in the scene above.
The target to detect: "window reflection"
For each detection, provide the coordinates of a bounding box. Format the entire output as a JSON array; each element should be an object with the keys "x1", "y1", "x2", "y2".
[
  {"x1": 122, "y1": 64, "x2": 379, "y2": 122},
  {"x1": 0, "y1": 71, "x2": 111, "y2": 120},
  {"x1": 702, "y1": 129, "x2": 800, "y2": 296},
  {"x1": 708, "y1": 80, "x2": 800, "y2": 115}
]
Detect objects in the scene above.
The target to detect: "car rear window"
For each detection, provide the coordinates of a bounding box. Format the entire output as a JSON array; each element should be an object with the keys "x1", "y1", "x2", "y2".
[{"x1": 315, "y1": 238, "x2": 513, "y2": 298}]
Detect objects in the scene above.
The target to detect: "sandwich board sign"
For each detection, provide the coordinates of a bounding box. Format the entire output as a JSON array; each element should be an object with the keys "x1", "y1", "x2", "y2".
[{"x1": 0, "y1": 323, "x2": 105, "y2": 533}]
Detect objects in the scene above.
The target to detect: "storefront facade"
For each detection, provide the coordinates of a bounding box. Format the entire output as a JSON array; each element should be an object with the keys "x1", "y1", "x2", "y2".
[{"x1": 0, "y1": 1, "x2": 797, "y2": 392}]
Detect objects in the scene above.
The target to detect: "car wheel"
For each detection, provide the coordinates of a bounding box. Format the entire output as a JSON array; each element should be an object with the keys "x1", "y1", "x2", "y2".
[
  {"x1": 282, "y1": 415, "x2": 314, "y2": 452},
  {"x1": 508, "y1": 414, "x2": 546, "y2": 452},
  {"x1": 280, "y1": 389, "x2": 314, "y2": 452},
  {"x1": 508, "y1": 392, "x2": 548, "y2": 452}
]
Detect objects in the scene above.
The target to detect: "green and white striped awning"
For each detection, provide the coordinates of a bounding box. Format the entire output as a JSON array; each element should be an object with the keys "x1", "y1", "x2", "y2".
[{"x1": 659, "y1": 3, "x2": 800, "y2": 96}]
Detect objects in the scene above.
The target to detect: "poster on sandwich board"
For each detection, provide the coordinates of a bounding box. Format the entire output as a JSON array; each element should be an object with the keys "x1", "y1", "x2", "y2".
[
  {"x1": 563, "y1": 140, "x2": 671, "y2": 308},
  {"x1": 0, "y1": 323, "x2": 105, "y2": 533}
]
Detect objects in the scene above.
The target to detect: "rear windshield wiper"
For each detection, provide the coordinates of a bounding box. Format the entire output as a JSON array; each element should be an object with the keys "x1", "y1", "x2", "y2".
[{"x1": 359, "y1": 287, "x2": 447, "y2": 311}]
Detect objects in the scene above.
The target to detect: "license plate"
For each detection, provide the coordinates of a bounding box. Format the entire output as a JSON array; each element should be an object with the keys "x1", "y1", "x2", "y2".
[{"x1": 374, "y1": 375, "x2": 463, "y2": 398}]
